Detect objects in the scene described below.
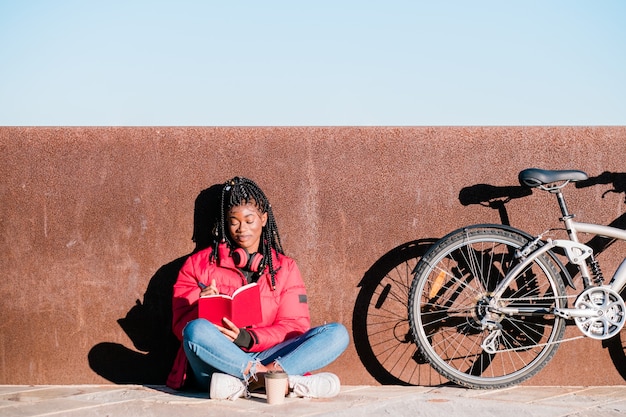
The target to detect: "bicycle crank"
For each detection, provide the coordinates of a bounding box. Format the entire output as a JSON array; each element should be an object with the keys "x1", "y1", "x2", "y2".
[{"x1": 563, "y1": 286, "x2": 626, "y2": 340}]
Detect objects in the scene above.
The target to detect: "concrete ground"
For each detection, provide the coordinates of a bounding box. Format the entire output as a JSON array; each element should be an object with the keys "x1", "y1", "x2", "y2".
[{"x1": 2, "y1": 384, "x2": 626, "y2": 417}]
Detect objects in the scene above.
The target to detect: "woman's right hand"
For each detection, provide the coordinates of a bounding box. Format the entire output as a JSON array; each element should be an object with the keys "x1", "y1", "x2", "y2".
[{"x1": 200, "y1": 279, "x2": 219, "y2": 296}]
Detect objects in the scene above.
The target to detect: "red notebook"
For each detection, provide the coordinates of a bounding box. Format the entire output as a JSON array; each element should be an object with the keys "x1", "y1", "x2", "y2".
[{"x1": 198, "y1": 282, "x2": 262, "y2": 328}]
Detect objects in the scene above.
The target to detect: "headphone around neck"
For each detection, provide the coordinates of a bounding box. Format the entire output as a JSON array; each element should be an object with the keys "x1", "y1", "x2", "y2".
[{"x1": 232, "y1": 248, "x2": 264, "y2": 272}]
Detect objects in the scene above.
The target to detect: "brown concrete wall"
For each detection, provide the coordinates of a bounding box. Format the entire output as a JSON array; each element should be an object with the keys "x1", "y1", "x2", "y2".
[{"x1": 2, "y1": 126, "x2": 626, "y2": 387}]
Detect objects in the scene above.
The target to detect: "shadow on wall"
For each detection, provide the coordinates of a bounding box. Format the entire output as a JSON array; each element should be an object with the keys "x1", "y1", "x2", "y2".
[
  {"x1": 578, "y1": 172, "x2": 626, "y2": 381},
  {"x1": 352, "y1": 238, "x2": 439, "y2": 386},
  {"x1": 353, "y1": 172, "x2": 626, "y2": 386},
  {"x1": 351, "y1": 182, "x2": 529, "y2": 387},
  {"x1": 88, "y1": 184, "x2": 223, "y2": 384}
]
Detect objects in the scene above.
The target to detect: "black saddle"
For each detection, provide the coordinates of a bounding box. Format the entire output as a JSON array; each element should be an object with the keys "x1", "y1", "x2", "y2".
[{"x1": 519, "y1": 168, "x2": 589, "y2": 188}]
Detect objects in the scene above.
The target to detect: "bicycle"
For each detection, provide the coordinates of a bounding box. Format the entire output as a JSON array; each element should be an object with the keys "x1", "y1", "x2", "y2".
[{"x1": 408, "y1": 168, "x2": 626, "y2": 389}]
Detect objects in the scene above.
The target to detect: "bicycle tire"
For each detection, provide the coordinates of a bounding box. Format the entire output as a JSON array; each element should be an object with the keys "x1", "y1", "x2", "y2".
[{"x1": 408, "y1": 226, "x2": 567, "y2": 389}]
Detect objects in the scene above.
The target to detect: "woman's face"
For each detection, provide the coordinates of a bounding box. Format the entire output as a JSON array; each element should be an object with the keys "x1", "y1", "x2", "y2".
[{"x1": 228, "y1": 203, "x2": 268, "y2": 253}]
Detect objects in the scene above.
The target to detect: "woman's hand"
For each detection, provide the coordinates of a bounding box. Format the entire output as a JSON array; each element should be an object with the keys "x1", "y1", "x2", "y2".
[
  {"x1": 216, "y1": 317, "x2": 240, "y2": 342},
  {"x1": 200, "y1": 279, "x2": 218, "y2": 296}
]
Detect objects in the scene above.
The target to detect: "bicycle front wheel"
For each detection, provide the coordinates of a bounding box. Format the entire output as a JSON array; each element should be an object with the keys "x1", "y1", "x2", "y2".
[{"x1": 408, "y1": 226, "x2": 567, "y2": 389}]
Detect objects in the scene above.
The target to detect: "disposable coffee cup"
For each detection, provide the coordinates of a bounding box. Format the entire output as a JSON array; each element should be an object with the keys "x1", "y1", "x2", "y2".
[{"x1": 264, "y1": 371, "x2": 288, "y2": 405}]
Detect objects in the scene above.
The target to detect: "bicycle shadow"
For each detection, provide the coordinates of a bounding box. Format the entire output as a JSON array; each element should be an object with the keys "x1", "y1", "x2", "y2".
[
  {"x1": 458, "y1": 183, "x2": 532, "y2": 226},
  {"x1": 88, "y1": 184, "x2": 223, "y2": 384},
  {"x1": 353, "y1": 239, "x2": 439, "y2": 386},
  {"x1": 352, "y1": 184, "x2": 530, "y2": 386},
  {"x1": 574, "y1": 172, "x2": 626, "y2": 257},
  {"x1": 575, "y1": 172, "x2": 626, "y2": 380}
]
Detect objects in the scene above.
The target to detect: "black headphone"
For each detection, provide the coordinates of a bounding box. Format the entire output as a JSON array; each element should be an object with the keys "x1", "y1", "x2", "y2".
[{"x1": 232, "y1": 248, "x2": 264, "y2": 272}]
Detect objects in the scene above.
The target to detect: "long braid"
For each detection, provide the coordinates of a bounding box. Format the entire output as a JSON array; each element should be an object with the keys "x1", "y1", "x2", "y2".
[{"x1": 217, "y1": 177, "x2": 284, "y2": 289}]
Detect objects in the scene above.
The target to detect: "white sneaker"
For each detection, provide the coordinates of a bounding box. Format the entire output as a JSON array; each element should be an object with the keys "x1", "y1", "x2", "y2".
[
  {"x1": 289, "y1": 373, "x2": 341, "y2": 398},
  {"x1": 209, "y1": 373, "x2": 248, "y2": 400}
]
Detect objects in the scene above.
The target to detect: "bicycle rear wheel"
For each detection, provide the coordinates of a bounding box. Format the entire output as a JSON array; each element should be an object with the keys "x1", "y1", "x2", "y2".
[{"x1": 408, "y1": 226, "x2": 567, "y2": 389}]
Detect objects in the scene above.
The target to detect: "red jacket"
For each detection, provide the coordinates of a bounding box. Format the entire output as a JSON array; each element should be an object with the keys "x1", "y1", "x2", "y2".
[{"x1": 166, "y1": 243, "x2": 311, "y2": 389}]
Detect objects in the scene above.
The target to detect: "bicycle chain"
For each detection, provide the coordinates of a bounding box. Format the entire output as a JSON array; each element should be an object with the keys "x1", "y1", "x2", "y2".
[
  {"x1": 498, "y1": 294, "x2": 575, "y2": 302},
  {"x1": 487, "y1": 294, "x2": 581, "y2": 353},
  {"x1": 489, "y1": 334, "x2": 585, "y2": 353}
]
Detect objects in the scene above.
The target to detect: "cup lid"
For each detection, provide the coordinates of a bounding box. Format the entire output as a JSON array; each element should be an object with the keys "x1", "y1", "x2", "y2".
[{"x1": 264, "y1": 371, "x2": 288, "y2": 379}]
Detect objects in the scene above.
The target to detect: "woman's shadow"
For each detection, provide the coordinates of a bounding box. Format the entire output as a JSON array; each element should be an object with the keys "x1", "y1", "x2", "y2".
[{"x1": 88, "y1": 184, "x2": 223, "y2": 384}]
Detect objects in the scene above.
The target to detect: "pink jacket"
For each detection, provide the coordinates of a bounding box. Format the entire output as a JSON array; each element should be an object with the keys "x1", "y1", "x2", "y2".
[{"x1": 166, "y1": 243, "x2": 311, "y2": 389}]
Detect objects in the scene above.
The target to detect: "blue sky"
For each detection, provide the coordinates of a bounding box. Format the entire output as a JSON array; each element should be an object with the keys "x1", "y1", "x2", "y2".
[{"x1": 1, "y1": 1, "x2": 625, "y2": 126}]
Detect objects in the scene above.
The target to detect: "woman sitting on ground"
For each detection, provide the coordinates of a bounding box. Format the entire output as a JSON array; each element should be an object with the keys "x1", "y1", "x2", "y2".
[{"x1": 167, "y1": 176, "x2": 349, "y2": 400}]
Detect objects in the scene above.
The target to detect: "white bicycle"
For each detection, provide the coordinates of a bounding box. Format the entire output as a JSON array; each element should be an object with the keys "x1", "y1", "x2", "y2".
[{"x1": 408, "y1": 168, "x2": 626, "y2": 388}]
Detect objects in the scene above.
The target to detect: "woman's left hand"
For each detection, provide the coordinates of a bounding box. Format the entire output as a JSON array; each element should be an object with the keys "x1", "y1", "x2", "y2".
[{"x1": 216, "y1": 317, "x2": 240, "y2": 342}]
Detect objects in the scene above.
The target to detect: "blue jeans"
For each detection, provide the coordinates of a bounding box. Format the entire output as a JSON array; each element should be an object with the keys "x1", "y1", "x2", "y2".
[{"x1": 182, "y1": 319, "x2": 349, "y2": 389}]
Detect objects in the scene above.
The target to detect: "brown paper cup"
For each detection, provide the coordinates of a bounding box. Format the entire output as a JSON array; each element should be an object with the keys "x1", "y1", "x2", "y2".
[{"x1": 264, "y1": 371, "x2": 288, "y2": 404}]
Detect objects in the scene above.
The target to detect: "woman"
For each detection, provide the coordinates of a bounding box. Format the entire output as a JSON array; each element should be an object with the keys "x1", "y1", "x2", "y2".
[{"x1": 167, "y1": 177, "x2": 349, "y2": 400}]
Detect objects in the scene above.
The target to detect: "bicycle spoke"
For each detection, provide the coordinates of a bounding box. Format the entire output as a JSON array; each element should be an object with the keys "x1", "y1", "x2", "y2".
[{"x1": 409, "y1": 227, "x2": 566, "y2": 388}]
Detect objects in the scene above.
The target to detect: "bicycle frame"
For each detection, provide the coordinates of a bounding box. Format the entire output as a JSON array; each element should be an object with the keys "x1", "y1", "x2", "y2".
[
  {"x1": 492, "y1": 216, "x2": 626, "y2": 308},
  {"x1": 569, "y1": 221, "x2": 626, "y2": 292}
]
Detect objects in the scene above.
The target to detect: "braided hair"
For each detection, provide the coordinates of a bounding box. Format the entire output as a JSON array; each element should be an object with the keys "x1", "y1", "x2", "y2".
[{"x1": 216, "y1": 176, "x2": 284, "y2": 289}]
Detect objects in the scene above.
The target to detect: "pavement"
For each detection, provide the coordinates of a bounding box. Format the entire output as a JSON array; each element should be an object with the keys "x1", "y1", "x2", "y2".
[{"x1": 2, "y1": 384, "x2": 626, "y2": 417}]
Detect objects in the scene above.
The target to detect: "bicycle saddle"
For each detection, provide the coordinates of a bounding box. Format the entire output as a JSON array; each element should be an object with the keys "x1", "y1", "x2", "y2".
[{"x1": 519, "y1": 168, "x2": 589, "y2": 188}]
